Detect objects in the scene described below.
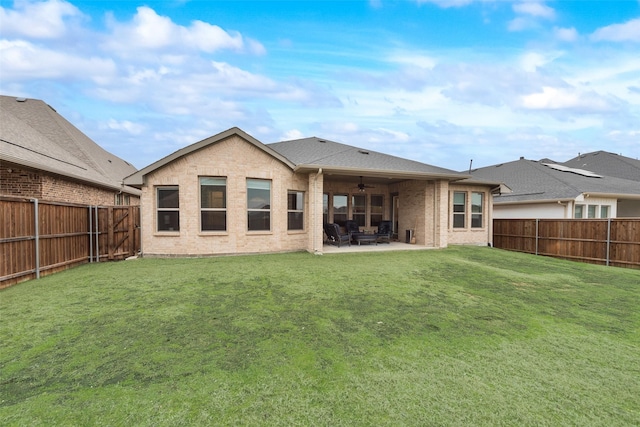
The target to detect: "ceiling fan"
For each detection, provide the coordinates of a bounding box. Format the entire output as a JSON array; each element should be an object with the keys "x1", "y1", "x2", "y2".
[{"x1": 355, "y1": 176, "x2": 375, "y2": 192}]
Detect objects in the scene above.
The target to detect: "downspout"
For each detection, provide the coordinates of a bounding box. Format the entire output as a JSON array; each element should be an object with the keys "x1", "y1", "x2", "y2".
[{"x1": 314, "y1": 168, "x2": 322, "y2": 254}]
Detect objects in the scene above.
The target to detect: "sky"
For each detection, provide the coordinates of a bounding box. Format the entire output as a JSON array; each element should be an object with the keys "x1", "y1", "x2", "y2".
[{"x1": 1, "y1": 0, "x2": 639, "y2": 171}]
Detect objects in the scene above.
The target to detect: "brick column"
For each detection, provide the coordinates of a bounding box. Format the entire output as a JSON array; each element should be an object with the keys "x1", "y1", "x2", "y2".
[{"x1": 308, "y1": 170, "x2": 324, "y2": 254}]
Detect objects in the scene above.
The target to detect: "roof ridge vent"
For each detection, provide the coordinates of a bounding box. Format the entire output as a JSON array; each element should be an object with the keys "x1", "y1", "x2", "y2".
[
  {"x1": 16, "y1": 97, "x2": 26, "y2": 102},
  {"x1": 358, "y1": 150, "x2": 370, "y2": 155}
]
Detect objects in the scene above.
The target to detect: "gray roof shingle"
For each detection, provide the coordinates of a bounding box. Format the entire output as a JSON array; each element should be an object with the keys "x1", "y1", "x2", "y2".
[
  {"x1": 268, "y1": 137, "x2": 465, "y2": 177},
  {"x1": 563, "y1": 151, "x2": 640, "y2": 182},
  {"x1": 1, "y1": 95, "x2": 138, "y2": 194},
  {"x1": 470, "y1": 158, "x2": 640, "y2": 203}
]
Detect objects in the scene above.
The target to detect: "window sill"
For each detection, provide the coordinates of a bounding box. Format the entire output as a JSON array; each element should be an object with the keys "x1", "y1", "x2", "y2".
[
  {"x1": 154, "y1": 231, "x2": 181, "y2": 236},
  {"x1": 246, "y1": 230, "x2": 273, "y2": 235},
  {"x1": 198, "y1": 231, "x2": 229, "y2": 236},
  {"x1": 287, "y1": 229, "x2": 306, "y2": 234}
]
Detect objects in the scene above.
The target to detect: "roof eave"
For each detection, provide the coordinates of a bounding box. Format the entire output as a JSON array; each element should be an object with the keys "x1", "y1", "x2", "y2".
[
  {"x1": 1, "y1": 155, "x2": 141, "y2": 196},
  {"x1": 293, "y1": 164, "x2": 468, "y2": 181}
]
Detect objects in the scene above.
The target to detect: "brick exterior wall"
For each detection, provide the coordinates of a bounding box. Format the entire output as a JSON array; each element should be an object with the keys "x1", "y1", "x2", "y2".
[
  {"x1": 447, "y1": 183, "x2": 492, "y2": 246},
  {"x1": 0, "y1": 163, "x2": 42, "y2": 198},
  {"x1": 138, "y1": 135, "x2": 494, "y2": 256},
  {"x1": 140, "y1": 135, "x2": 311, "y2": 256},
  {"x1": 1, "y1": 162, "x2": 140, "y2": 206}
]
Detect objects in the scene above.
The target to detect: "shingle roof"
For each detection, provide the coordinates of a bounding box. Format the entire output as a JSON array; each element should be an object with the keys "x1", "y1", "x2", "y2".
[
  {"x1": 268, "y1": 136, "x2": 466, "y2": 178},
  {"x1": 470, "y1": 158, "x2": 640, "y2": 204},
  {"x1": 0, "y1": 95, "x2": 139, "y2": 194},
  {"x1": 562, "y1": 151, "x2": 640, "y2": 182}
]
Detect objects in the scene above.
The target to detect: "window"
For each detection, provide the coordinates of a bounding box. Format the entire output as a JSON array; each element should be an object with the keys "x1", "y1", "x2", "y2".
[
  {"x1": 333, "y1": 194, "x2": 348, "y2": 226},
  {"x1": 587, "y1": 205, "x2": 597, "y2": 219},
  {"x1": 200, "y1": 177, "x2": 226, "y2": 231},
  {"x1": 471, "y1": 192, "x2": 484, "y2": 228},
  {"x1": 247, "y1": 179, "x2": 271, "y2": 231},
  {"x1": 288, "y1": 191, "x2": 304, "y2": 230},
  {"x1": 574, "y1": 204, "x2": 584, "y2": 218},
  {"x1": 323, "y1": 193, "x2": 329, "y2": 224},
  {"x1": 453, "y1": 192, "x2": 466, "y2": 228},
  {"x1": 352, "y1": 195, "x2": 366, "y2": 227},
  {"x1": 370, "y1": 195, "x2": 384, "y2": 227},
  {"x1": 115, "y1": 193, "x2": 130, "y2": 206},
  {"x1": 600, "y1": 205, "x2": 610, "y2": 218},
  {"x1": 157, "y1": 186, "x2": 179, "y2": 231}
]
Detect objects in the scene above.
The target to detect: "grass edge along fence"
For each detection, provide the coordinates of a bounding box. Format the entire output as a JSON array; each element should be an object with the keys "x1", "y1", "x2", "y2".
[
  {"x1": 493, "y1": 218, "x2": 640, "y2": 269},
  {"x1": 0, "y1": 196, "x2": 140, "y2": 288}
]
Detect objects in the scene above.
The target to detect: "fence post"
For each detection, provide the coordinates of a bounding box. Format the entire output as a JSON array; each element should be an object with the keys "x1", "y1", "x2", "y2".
[
  {"x1": 89, "y1": 206, "x2": 93, "y2": 263},
  {"x1": 95, "y1": 206, "x2": 100, "y2": 262},
  {"x1": 31, "y1": 198, "x2": 40, "y2": 279},
  {"x1": 535, "y1": 218, "x2": 539, "y2": 256},
  {"x1": 606, "y1": 218, "x2": 611, "y2": 267}
]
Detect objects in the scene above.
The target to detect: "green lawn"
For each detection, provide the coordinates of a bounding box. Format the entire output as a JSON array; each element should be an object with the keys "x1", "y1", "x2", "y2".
[{"x1": 1, "y1": 246, "x2": 639, "y2": 426}]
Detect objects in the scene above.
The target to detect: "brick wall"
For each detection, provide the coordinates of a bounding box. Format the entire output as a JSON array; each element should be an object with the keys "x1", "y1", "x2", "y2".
[
  {"x1": 1, "y1": 162, "x2": 140, "y2": 206},
  {"x1": 0, "y1": 163, "x2": 42, "y2": 198},
  {"x1": 141, "y1": 135, "x2": 311, "y2": 256},
  {"x1": 447, "y1": 183, "x2": 492, "y2": 246}
]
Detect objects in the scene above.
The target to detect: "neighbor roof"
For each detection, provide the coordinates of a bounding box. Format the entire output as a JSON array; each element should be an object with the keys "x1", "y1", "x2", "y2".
[
  {"x1": 470, "y1": 157, "x2": 640, "y2": 204},
  {"x1": 562, "y1": 151, "x2": 640, "y2": 182},
  {"x1": 0, "y1": 95, "x2": 139, "y2": 194}
]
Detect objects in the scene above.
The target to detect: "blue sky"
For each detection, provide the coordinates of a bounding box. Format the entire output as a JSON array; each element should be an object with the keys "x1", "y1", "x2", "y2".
[{"x1": 1, "y1": 0, "x2": 639, "y2": 170}]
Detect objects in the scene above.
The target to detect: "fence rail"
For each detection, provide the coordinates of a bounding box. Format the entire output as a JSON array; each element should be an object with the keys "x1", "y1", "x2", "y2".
[
  {"x1": 1, "y1": 196, "x2": 140, "y2": 288},
  {"x1": 493, "y1": 218, "x2": 640, "y2": 269}
]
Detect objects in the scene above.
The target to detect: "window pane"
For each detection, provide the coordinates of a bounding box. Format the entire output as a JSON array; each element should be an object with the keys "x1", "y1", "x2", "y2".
[
  {"x1": 201, "y1": 211, "x2": 226, "y2": 231},
  {"x1": 158, "y1": 188, "x2": 179, "y2": 208},
  {"x1": 323, "y1": 193, "x2": 329, "y2": 224},
  {"x1": 370, "y1": 195, "x2": 383, "y2": 227},
  {"x1": 471, "y1": 193, "x2": 483, "y2": 213},
  {"x1": 587, "y1": 205, "x2": 596, "y2": 218},
  {"x1": 601, "y1": 206, "x2": 610, "y2": 218},
  {"x1": 333, "y1": 194, "x2": 348, "y2": 226},
  {"x1": 453, "y1": 214, "x2": 465, "y2": 228},
  {"x1": 288, "y1": 212, "x2": 303, "y2": 230},
  {"x1": 248, "y1": 211, "x2": 270, "y2": 231},
  {"x1": 453, "y1": 192, "x2": 466, "y2": 205},
  {"x1": 158, "y1": 211, "x2": 179, "y2": 231},
  {"x1": 247, "y1": 179, "x2": 271, "y2": 209},
  {"x1": 574, "y1": 205, "x2": 584, "y2": 218},
  {"x1": 352, "y1": 195, "x2": 366, "y2": 227},
  {"x1": 288, "y1": 192, "x2": 303, "y2": 210},
  {"x1": 200, "y1": 178, "x2": 226, "y2": 209}
]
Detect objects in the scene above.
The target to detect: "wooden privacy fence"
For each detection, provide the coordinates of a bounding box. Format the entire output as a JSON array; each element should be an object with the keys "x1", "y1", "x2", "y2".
[
  {"x1": 1, "y1": 196, "x2": 140, "y2": 288},
  {"x1": 493, "y1": 218, "x2": 640, "y2": 269}
]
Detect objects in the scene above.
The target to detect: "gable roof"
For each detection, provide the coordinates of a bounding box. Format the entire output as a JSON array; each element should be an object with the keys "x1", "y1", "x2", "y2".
[
  {"x1": 0, "y1": 95, "x2": 139, "y2": 194},
  {"x1": 268, "y1": 136, "x2": 466, "y2": 180},
  {"x1": 470, "y1": 157, "x2": 640, "y2": 204},
  {"x1": 124, "y1": 127, "x2": 295, "y2": 187},
  {"x1": 562, "y1": 151, "x2": 640, "y2": 182}
]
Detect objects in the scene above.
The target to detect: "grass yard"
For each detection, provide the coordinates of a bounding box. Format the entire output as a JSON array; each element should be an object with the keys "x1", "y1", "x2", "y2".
[{"x1": 1, "y1": 246, "x2": 639, "y2": 426}]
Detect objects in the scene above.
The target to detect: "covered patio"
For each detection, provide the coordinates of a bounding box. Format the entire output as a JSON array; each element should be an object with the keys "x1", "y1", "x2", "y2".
[{"x1": 322, "y1": 240, "x2": 435, "y2": 254}]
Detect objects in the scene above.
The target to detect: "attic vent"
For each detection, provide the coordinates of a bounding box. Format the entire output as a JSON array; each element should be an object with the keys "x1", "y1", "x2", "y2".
[
  {"x1": 358, "y1": 150, "x2": 370, "y2": 155},
  {"x1": 16, "y1": 97, "x2": 26, "y2": 102},
  {"x1": 542, "y1": 163, "x2": 602, "y2": 178},
  {"x1": 318, "y1": 139, "x2": 326, "y2": 143}
]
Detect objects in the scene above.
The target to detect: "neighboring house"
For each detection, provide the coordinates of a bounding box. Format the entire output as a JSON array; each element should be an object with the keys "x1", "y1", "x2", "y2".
[
  {"x1": 0, "y1": 95, "x2": 140, "y2": 205},
  {"x1": 563, "y1": 150, "x2": 640, "y2": 182},
  {"x1": 124, "y1": 127, "x2": 503, "y2": 256},
  {"x1": 470, "y1": 156, "x2": 640, "y2": 219}
]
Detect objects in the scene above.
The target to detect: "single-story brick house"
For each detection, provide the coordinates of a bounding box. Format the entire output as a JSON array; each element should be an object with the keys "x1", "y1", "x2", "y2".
[
  {"x1": 0, "y1": 95, "x2": 140, "y2": 205},
  {"x1": 124, "y1": 127, "x2": 504, "y2": 256}
]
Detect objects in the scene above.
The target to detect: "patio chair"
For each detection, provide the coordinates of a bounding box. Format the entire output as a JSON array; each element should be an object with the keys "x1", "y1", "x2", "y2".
[
  {"x1": 344, "y1": 220, "x2": 364, "y2": 243},
  {"x1": 375, "y1": 220, "x2": 393, "y2": 243},
  {"x1": 324, "y1": 223, "x2": 351, "y2": 247}
]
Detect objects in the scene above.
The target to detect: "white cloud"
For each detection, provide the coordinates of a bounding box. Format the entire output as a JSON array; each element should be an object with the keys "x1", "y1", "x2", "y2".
[
  {"x1": 0, "y1": 39, "x2": 116, "y2": 83},
  {"x1": 0, "y1": 0, "x2": 82, "y2": 39},
  {"x1": 513, "y1": 2, "x2": 555, "y2": 20},
  {"x1": 103, "y1": 6, "x2": 264, "y2": 55},
  {"x1": 101, "y1": 119, "x2": 145, "y2": 135},
  {"x1": 591, "y1": 18, "x2": 640, "y2": 43},
  {"x1": 282, "y1": 129, "x2": 305, "y2": 140},
  {"x1": 554, "y1": 27, "x2": 578, "y2": 42},
  {"x1": 520, "y1": 86, "x2": 619, "y2": 113},
  {"x1": 519, "y1": 51, "x2": 561, "y2": 72}
]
